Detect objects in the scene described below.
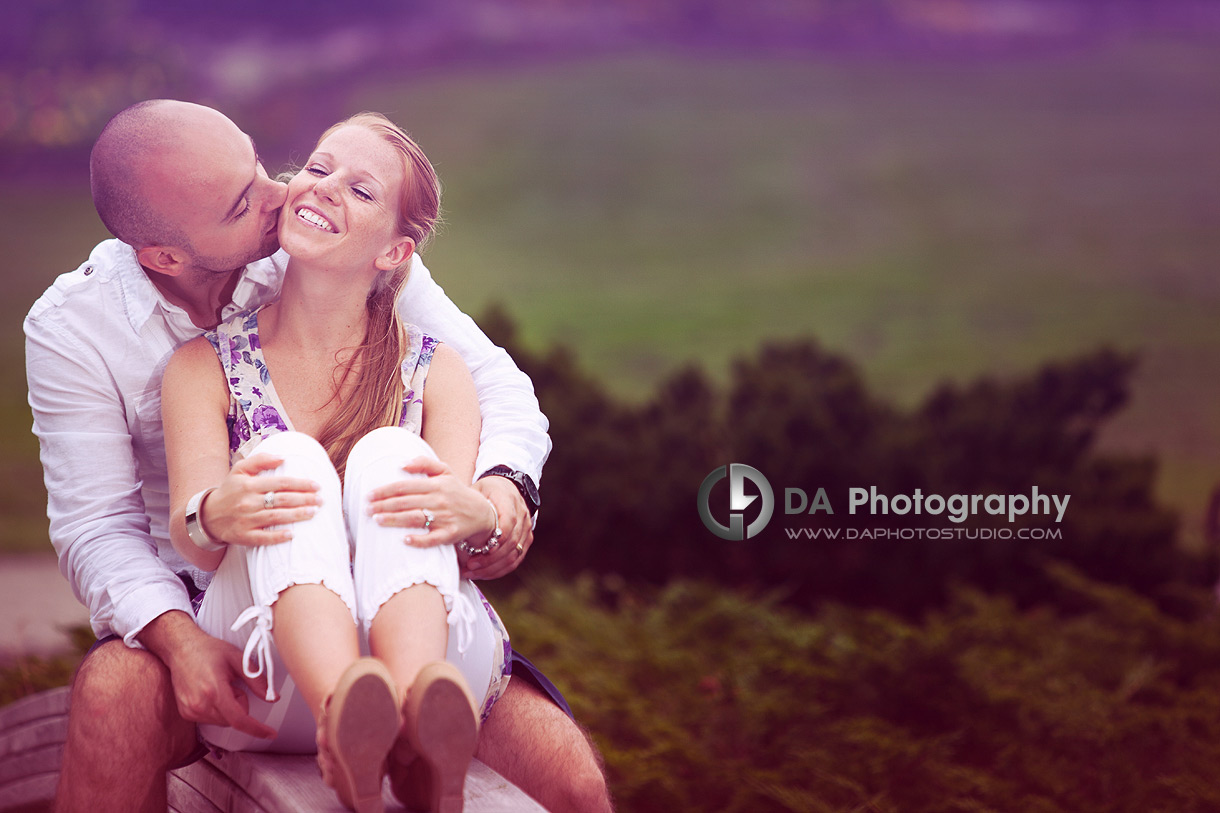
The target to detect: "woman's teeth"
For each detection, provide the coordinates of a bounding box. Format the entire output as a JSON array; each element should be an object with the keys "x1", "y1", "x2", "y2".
[{"x1": 296, "y1": 208, "x2": 335, "y2": 232}]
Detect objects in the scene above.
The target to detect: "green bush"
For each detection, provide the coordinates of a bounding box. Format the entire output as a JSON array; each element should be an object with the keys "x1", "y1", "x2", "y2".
[
  {"x1": 489, "y1": 569, "x2": 1220, "y2": 813},
  {"x1": 481, "y1": 305, "x2": 1203, "y2": 613},
  {"x1": 8, "y1": 577, "x2": 1218, "y2": 813},
  {"x1": 0, "y1": 626, "x2": 92, "y2": 706}
]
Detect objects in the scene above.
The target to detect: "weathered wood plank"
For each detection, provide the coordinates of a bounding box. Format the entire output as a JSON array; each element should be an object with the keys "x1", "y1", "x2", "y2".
[
  {"x1": 0, "y1": 688, "x2": 547, "y2": 812},
  {"x1": 0, "y1": 744, "x2": 63, "y2": 786},
  {"x1": 197, "y1": 751, "x2": 548, "y2": 812},
  {"x1": 0, "y1": 719, "x2": 68, "y2": 762},
  {"x1": 170, "y1": 758, "x2": 263, "y2": 813},
  {"x1": 167, "y1": 769, "x2": 229, "y2": 813},
  {"x1": 0, "y1": 688, "x2": 69, "y2": 732},
  {"x1": 0, "y1": 773, "x2": 58, "y2": 811}
]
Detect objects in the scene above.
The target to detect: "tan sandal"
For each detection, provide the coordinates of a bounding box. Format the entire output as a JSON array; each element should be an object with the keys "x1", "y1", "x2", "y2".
[
  {"x1": 386, "y1": 737, "x2": 431, "y2": 812},
  {"x1": 317, "y1": 657, "x2": 401, "y2": 813},
  {"x1": 388, "y1": 661, "x2": 479, "y2": 813}
]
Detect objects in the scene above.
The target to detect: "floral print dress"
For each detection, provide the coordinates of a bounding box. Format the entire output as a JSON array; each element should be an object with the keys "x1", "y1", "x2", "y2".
[{"x1": 204, "y1": 306, "x2": 512, "y2": 720}]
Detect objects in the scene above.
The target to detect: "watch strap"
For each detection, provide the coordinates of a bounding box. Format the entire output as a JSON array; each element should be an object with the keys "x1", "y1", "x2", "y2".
[{"x1": 478, "y1": 465, "x2": 541, "y2": 515}]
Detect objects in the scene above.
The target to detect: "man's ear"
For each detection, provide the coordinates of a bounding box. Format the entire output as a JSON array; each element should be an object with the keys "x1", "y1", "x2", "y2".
[
  {"x1": 136, "y1": 245, "x2": 190, "y2": 277},
  {"x1": 375, "y1": 237, "x2": 415, "y2": 271}
]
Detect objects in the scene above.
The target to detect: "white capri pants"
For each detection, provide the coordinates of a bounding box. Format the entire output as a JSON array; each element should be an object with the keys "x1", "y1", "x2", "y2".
[{"x1": 196, "y1": 427, "x2": 503, "y2": 753}]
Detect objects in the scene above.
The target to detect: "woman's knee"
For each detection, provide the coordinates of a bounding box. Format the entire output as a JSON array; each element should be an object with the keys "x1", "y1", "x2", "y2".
[
  {"x1": 349, "y1": 426, "x2": 437, "y2": 466},
  {"x1": 249, "y1": 431, "x2": 342, "y2": 523},
  {"x1": 346, "y1": 427, "x2": 438, "y2": 505},
  {"x1": 250, "y1": 431, "x2": 333, "y2": 471}
]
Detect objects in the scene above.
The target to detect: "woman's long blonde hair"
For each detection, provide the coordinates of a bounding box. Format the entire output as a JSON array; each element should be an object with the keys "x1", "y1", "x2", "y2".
[{"x1": 311, "y1": 113, "x2": 442, "y2": 476}]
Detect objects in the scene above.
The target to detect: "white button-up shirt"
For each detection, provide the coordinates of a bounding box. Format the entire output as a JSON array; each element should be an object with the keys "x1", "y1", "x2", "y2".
[{"x1": 25, "y1": 239, "x2": 550, "y2": 647}]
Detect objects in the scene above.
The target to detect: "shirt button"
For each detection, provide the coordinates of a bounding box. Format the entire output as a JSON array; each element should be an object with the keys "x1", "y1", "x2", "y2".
[{"x1": 83, "y1": 266, "x2": 93, "y2": 276}]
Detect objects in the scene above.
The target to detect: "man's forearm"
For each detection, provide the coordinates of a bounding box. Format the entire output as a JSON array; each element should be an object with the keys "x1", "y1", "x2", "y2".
[
  {"x1": 27, "y1": 321, "x2": 196, "y2": 645},
  {"x1": 396, "y1": 256, "x2": 551, "y2": 484},
  {"x1": 136, "y1": 610, "x2": 206, "y2": 669}
]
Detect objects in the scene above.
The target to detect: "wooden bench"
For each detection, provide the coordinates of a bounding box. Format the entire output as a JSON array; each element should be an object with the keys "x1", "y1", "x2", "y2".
[{"x1": 0, "y1": 687, "x2": 545, "y2": 812}]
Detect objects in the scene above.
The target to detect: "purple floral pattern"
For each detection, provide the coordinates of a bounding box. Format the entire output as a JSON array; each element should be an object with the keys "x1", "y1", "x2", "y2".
[
  {"x1": 204, "y1": 308, "x2": 437, "y2": 459},
  {"x1": 474, "y1": 582, "x2": 513, "y2": 722}
]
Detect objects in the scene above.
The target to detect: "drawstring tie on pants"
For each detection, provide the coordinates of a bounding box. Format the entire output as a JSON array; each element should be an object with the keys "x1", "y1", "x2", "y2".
[{"x1": 233, "y1": 604, "x2": 278, "y2": 702}]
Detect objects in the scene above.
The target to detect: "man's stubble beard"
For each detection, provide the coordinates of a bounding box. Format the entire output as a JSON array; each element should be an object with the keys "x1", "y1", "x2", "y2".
[{"x1": 188, "y1": 231, "x2": 281, "y2": 277}]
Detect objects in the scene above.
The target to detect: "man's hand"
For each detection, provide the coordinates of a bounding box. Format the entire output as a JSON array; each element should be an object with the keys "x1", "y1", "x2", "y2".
[
  {"x1": 463, "y1": 474, "x2": 533, "y2": 579},
  {"x1": 139, "y1": 611, "x2": 277, "y2": 740}
]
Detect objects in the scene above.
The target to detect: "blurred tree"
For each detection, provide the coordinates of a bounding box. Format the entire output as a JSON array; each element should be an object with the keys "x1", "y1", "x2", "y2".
[{"x1": 480, "y1": 306, "x2": 1205, "y2": 614}]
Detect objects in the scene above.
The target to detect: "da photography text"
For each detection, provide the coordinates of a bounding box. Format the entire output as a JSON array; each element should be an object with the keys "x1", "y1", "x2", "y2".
[
  {"x1": 698, "y1": 464, "x2": 1071, "y2": 541},
  {"x1": 788, "y1": 485, "x2": 1070, "y2": 525}
]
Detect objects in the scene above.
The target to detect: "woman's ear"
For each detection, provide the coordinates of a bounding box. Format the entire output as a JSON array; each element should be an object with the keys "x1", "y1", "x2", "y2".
[
  {"x1": 136, "y1": 245, "x2": 190, "y2": 277},
  {"x1": 375, "y1": 237, "x2": 416, "y2": 271}
]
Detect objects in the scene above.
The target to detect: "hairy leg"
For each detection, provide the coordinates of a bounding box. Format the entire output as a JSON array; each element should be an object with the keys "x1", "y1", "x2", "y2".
[
  {"x1": 476, "y1": 677, "x2": 614, "y2": 813},
  {"x1": 54, "y1": 640, "x2": 197, "y2": 813}
]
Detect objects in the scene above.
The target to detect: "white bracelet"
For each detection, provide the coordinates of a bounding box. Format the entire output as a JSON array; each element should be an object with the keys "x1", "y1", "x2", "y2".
[{"x1": 185, "y1": 488, "x2": 226, "y2": 552}]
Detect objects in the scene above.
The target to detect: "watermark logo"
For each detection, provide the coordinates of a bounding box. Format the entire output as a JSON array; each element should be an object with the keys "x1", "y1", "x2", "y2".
[{"x1": 697, "y1": 464, "x2": 775, "y2": 540}]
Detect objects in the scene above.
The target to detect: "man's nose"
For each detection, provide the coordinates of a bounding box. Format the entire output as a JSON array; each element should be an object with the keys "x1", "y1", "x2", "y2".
[{"x1": 264, "y1": 178, "x2": 288, "y2": 210}]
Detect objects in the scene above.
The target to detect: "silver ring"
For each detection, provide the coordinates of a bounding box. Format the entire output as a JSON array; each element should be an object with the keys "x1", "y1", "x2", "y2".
[
  {"x1": 263, "y1": 492, "x2": 276, "y2": 510},
  {"x1": 422, "y1": 508, "x2": 434, "y2": 530}
]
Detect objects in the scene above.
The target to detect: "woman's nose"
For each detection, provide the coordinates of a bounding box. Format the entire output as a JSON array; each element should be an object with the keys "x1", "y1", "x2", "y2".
[{"x1": 313, "y1": 174, "x2": 341, "y2": 203}]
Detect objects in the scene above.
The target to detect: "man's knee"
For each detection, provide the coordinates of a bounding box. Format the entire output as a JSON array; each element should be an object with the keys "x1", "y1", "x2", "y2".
[
  {"x1": 562, "y1": 753, "x2": 613, "y2": 813},
  {"x1": 74, "y1": 641, "x2": 168, "y2": 718},
  {"x1": 480, "y1": 678, "x2": 614, "y2": 812},
  {"x1": 57, "y1": 641, "x2": 190, "y2": 813},
  {"x1": 70, "y1": 640, "x2": 189, "y2": 758},
  {"x1": 552, "y1": 718, "x2": 612, "y2": 813}
]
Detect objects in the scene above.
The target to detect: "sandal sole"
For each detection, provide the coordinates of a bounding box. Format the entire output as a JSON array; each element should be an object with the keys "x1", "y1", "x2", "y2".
[
  {"x1": 411, "y1": 667, "x2": 478, "y2": 813},
  {"x1": 329, "y1": 660, "x2": 401, "y2": 813}
]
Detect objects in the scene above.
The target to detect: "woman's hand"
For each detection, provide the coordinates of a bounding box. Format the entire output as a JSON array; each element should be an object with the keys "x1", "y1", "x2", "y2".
[
  {"x1": 203, "y1": 453, "x2": 322, "y2": 547},
  {"x1": 462, "y1": 475, "x2": 532, "y2": 580},
  {"x1": 367, "y1": 456, "x2": 496, "y2": 550}
]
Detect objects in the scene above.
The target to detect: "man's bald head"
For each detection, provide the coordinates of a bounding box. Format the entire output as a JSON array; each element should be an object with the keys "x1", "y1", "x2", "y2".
[
  {"x1": 92, "y1": 100, "x2": 252, "y2": 251},
  {"x1": 91, "y1": 100, "x2": 285, "y2": 276}
]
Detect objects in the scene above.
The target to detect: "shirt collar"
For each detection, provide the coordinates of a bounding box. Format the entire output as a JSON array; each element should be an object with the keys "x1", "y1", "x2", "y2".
[
  {"x1": 115, "y1": 244, "x2": 286, "y2": 334},
  {"x1": 232, "y1": 251, "x2": 286, "y2": 311}
]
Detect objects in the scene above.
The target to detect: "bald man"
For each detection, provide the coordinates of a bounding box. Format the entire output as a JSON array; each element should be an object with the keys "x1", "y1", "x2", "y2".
[{"x1": 25, "y1": 100, "x2": 611, "y2": 813}]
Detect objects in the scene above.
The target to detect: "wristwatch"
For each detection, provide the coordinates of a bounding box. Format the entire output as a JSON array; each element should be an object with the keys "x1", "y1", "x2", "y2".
[
  {"x1": 185, "y1": 488, "x2": 226, "y2": 552},
  {"x1": 478, "y1": 466, "x2": 541, "y2": 517}
]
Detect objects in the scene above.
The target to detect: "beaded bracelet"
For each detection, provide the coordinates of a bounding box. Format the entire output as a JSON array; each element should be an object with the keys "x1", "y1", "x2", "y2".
[{"x1": 458, "y1": 498, "x2": 503, "y2": 556}]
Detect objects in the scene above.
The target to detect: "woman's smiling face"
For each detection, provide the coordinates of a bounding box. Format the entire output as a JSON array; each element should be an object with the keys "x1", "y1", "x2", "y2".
[{"x1": 279, "y1": 124, "x2": 413, "y2": 272}]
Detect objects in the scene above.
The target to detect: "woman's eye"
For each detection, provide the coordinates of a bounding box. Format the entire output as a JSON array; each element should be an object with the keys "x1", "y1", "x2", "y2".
[
  {"x1": 306, "y1": 166, "x2": 327, "y2": 176},
  {"x1": 353, "y1": 188, "x2": 373, "y2": 202},
  {"x1": 234, "y1": 199, "x2": 251, "y2": 219}
]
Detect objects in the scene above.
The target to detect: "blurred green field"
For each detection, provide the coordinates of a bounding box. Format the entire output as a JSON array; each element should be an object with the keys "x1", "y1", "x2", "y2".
[{"x1": 4, "y1": 41, "x2": 1220, "y2": 552}]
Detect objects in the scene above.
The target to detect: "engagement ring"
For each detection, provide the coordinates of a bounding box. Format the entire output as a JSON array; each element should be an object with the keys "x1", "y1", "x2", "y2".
[{"x1": 263, "y1": 492, "x2": 276, "y2": 510}]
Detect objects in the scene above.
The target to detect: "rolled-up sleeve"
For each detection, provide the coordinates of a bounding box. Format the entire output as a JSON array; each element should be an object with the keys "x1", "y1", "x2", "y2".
[
  {"x1": 398, "y1": 257, "x2": 551, "y2": 485},
  {"x1": 25, "y1": 314, "x2": 192, "y2": 647}
]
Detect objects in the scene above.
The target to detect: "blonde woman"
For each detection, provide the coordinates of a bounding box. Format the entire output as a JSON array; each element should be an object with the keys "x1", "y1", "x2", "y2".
[{"x1": 163, "y1": 113, "x2": 508, "y2": 813}]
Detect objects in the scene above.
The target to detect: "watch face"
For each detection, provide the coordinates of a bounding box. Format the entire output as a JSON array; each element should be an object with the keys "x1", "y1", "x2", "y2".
[
  {"x1": 520, "y1": 474, "x2": 540, "y2": 504},
  {"x1": 485, "y1": 467, "x2": 540, "y2": 511},
  {"x1": 512, "y1": 471, "x2": 540, "y2": 506}
]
